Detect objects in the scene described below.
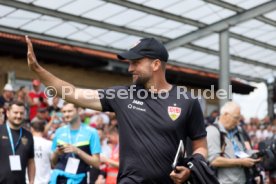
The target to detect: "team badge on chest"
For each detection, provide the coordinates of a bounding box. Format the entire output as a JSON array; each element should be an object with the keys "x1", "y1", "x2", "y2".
[
  {"x1": 21, "y1": 137, "x2": 28, "y2": 146},
  {"x1": 168, "y1": 106, "x2": 181, "y2": 121}
]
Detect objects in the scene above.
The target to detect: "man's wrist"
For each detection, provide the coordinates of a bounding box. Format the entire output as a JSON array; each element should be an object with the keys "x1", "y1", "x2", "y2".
[
  {"x1": 75, "y1": 148, "x2": 80, "y2": 155},
  {"x1": 187, "y1": 168, "x2": 192, "y2": 178}
]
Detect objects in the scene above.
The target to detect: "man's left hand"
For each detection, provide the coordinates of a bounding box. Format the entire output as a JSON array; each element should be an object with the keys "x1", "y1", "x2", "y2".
[{"x1": 170, "y1": 166, "x2": 191, "y2": 184}]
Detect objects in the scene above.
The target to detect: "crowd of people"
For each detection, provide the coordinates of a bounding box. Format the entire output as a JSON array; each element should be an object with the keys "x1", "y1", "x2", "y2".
[
  {"x1": 0, "y1": 79, "x2": 275, "y2": 184},
  {"x1": 0, "y1": 81, "x2": 120, "y2": 184},
  {"x1": 0, "y1": 36, "x2": 275, "y2": 184},
  {"x1": 205, "y1": 109, "x2": 276, "y2": 184}
]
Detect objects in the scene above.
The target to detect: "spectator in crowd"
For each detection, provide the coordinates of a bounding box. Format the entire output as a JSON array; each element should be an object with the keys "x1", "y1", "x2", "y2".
[
  {"x1": 0, "y1": 105, "x2": 4, "y2": 125},
  {"x1": 28, "y1": 79, "x2": 48, "y2": 120},
  {"x1": 50, "y1": 102, "x2": 101, "y2": 184},
  {"x1": 90, "y1": 115, "x2": 104, "y2": 129},
  {"x1": 89, "y1": 111, "x2": 110, "y2": 129},
  {"x1": 89, "y1": 127, "x2": 112, "y2": 184},
  {"x1": 27, "y1": 36, "x2": 207, "y2": 184},
  {"x1": 30, "y1": 120, "x2": 52, "y2": 184},
  {"x1": 16, "y1": 86, "x2": 30, "y2": 121},
  {"x1": 0, "y1": 83, "x2": 15, "y2": 109},
  {"x1": 108, "y1": 118, "x2": 118, "y2": 130},
  {"x1": 97, "y1": 128, "x2": 111, "y2": 159},
  {"x1": 269, "y1": 128, "x2": 276, "y2": 184},
  {"x1": 95, "y1": 127, "x2": 119, "y2": 184},
  {"x1": 45, "y1": 113, "x2": 64, "y2": 140},
  {"x1": 16, "y1": 86, "x2": 29, "y2": 104},
  {"x1": 256, "y1": 124, "x2": 265, "y2": 142},
  {"x1": 263, "y1": 124, "x2": 273, "y2": 139},
  {"x1": 32, "y1": 107, "x2": 49, "y2": 123},
  {"x1": 103, "y1": 126, "x2": 119, "y2": 184},
  {"x1": 206, "y1": 102, "x2": 261, "y2": 184},
  {"x1": 205, "y1": 109, "x2": 219, "y2": 125},
  {"x1": 0, "y1": 101, "x2": 35, "y2": 184},
  {"x1": 48, "y1": 96, "x2": 61, "y2": 115}
]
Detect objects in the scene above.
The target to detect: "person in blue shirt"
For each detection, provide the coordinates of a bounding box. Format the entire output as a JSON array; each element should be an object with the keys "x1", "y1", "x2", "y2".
[{"x1": 51, "y1": 102, "x2": 101, "y2": 184}]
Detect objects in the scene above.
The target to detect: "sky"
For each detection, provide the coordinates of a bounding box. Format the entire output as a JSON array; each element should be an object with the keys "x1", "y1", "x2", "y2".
[{"x1": 233, "y1": 82, "x2": 268, "y2": 121}]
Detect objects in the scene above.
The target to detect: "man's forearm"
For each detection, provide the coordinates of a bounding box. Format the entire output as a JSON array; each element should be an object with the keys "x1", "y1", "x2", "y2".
[
  {"x1": 192, "y1": 147, "x2": 208, "y2": 159},
  {"x1": 211, "y1": 157, "x2": 241, "y2": 168},
  {"x1": 51, "y1": 151, "x2": 59, "y2": 167},
  {"x1": 107, "y1": 159, "x2": 119, "y2": 168},
  {"x1": 77, "y1": 149, "x2": 100, "y2": 169},
  {"x1": 28, "y1": 159, "x2": 35, "y2": 184}
]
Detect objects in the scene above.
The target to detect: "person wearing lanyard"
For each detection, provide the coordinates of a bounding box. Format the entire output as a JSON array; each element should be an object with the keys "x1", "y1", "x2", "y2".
[
  {"x1": 96, "y1": 126, "x2": 120, "y2": 184},
  {"x1": 206, "y1": 102, "x2": 261, "y2": 184},
  {"x1": 0, "y1": 101, "x2": 35, "y2": 184},
  {"x1": 50, "y1": 102, "x2": 101, "y2": 184}
]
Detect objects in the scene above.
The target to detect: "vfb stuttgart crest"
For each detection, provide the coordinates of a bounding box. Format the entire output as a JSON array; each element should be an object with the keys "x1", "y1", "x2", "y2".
[{"x1": 168, "y1": 106, "x2": 181, "y2": 121}]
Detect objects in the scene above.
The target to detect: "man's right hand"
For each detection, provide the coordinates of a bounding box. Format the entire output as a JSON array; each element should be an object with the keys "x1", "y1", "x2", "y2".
[
  {"x1": 240, "y1": 157, "x2": 261, "y2": 168},
  {"x1": 55, "y1": 145, "x2": 65, "y2": 155},
  {"x1": 26, "y1": 35, "x2": 39, "y2": 70}
]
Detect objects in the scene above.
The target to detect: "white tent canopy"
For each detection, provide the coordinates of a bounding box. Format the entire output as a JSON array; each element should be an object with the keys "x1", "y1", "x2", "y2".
[{"x1": 0, "y1": 0, "x2": 276, "y2": 83}]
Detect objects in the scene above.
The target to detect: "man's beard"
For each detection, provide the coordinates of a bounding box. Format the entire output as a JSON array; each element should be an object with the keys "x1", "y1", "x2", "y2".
[
  {"x1": 9, "y1": 119, "x2": 22, "y2": 128},
  {"x1": 69, "y1": 115, "x2": 79, "y2": 125},
  {"x1": 133, "y1": 75, "x2": 150, "y2": 86}
]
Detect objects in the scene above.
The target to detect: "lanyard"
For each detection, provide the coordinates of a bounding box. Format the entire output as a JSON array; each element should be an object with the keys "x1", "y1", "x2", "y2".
[
  {"x1": 6, "y1": 123, "x2": 22, "y2": 155},
  {"x1": 67, "y1": 125, "x2": 82, "y2": 158},
  {"x1": 227, "y1": 131, "x2": 242, "y2": 154}
]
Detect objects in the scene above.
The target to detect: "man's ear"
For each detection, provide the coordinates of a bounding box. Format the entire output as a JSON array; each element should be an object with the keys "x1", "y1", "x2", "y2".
[{"x1": 152, "y1": 59, "x2": 161, "y2": 71}]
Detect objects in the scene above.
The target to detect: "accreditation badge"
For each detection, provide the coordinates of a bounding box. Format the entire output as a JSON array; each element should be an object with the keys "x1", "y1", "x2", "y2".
[
  {"x1": 9, "y1": 155, "x2": 22, "y2": 171},
  {"x1": 65, "y1": 157, "x2": 80, "y2": 174}
]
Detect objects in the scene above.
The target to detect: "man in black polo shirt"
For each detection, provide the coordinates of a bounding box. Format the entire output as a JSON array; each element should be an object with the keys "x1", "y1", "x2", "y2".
[
  {"x1": 0, "y1": 101, "x2": 35, "y2": 184},
  {"x1": 26, "y1": 36, "x2": 207, "y2": 184}
]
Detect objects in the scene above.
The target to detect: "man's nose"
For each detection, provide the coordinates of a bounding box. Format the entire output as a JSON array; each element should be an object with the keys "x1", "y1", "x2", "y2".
[
  {"x1": 128, "y1": 63, "x2": 134, "y2": 73},
  {"x1": 16, "y1": 113, "x2": 23, "y2": 118}
]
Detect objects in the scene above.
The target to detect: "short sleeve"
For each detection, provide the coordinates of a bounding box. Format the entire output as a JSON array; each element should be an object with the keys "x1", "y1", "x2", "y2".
[
  {"x1": 89, "y1": 129, "x2": 101, "y2": 154},
  {"x1": 47, "y1": 141, "x2": 53, "y2": 159},
  {"x1": 98, "y1": 88, "x2": 114, "y2": 112},
  {"x1": 98, "y1": 86, "x2": 127, "y2": 112},
  {"x1": 29, "y1": 134, "x2": 35, "y2": 159},
  {"x1": 186, "y1": 99, "x2": 207, "y2": 140},
  {"x1": 51, "y1": 130, "x2": 58, "y2": 152},
  {"x1": 206, "y1": 126, "x2": 221, "y2": 162}
]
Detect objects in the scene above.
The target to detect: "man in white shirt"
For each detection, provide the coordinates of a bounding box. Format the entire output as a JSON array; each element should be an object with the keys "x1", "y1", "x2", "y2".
[{"x1": 31, "y1": 121, "x2": 52, "y2": 184}]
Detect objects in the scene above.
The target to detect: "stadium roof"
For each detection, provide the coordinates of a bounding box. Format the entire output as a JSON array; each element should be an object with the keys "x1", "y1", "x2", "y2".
[{"x1": 0, "y1": 0, "x2": 276, "y2": 83}]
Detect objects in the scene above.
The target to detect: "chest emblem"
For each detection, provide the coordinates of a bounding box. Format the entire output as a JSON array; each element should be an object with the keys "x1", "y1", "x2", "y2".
[
  {"x1": 21, "y1": 137, "x2": 28, "y2": 146},
  {"x1": 168, "y1": 106, "x2": 181, "y2": 121},
  {"x1": 2, "y1": 136, "x2": 8, "y2": 139}
]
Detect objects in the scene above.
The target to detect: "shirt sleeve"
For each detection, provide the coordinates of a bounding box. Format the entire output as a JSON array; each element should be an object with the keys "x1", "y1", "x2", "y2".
[
  {"x1": 89, "y1": 129, "x2": 101, "y2": 154},
  {"x1": 206, "y1": 126, "x2": 221, "y2": 162},
  {"x1": 48, "y1": 141, "x2": 53, "y2": 159},
  {"x1": 98, "y1": 86, "x2": 127, "y2": 112},
  {"x1": 51, "y1": 130, "x2": 58, "y2": 152},
  {"x1": 29, "y1": 134, "x2": 35, "y2": 159},
  {"x1": 186, "y1": 99, "x2": 207, "y2": 140},
  {"x1": 98, "y1": 88, "x2": 115, "y2": 112}
]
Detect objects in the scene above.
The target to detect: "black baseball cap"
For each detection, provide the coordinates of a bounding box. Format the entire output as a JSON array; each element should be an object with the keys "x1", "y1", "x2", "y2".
[{"x1": 117, "y1": 38, "x2": 169, "y2": 62}]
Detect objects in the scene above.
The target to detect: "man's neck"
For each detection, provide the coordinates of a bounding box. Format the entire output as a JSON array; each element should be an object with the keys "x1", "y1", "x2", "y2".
[
  {"x1": 70, "y1": 119, "x2": 81, "y2": 130},
  {"x1": 7, "y1": 121, "x2": 21, "y2": 130},
  {"x1": 145, "y1": 81, "x2": 172, "y2": 93},
  {"x1": 32, "y1": 132, "x2": 43, "y2": 137}
]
